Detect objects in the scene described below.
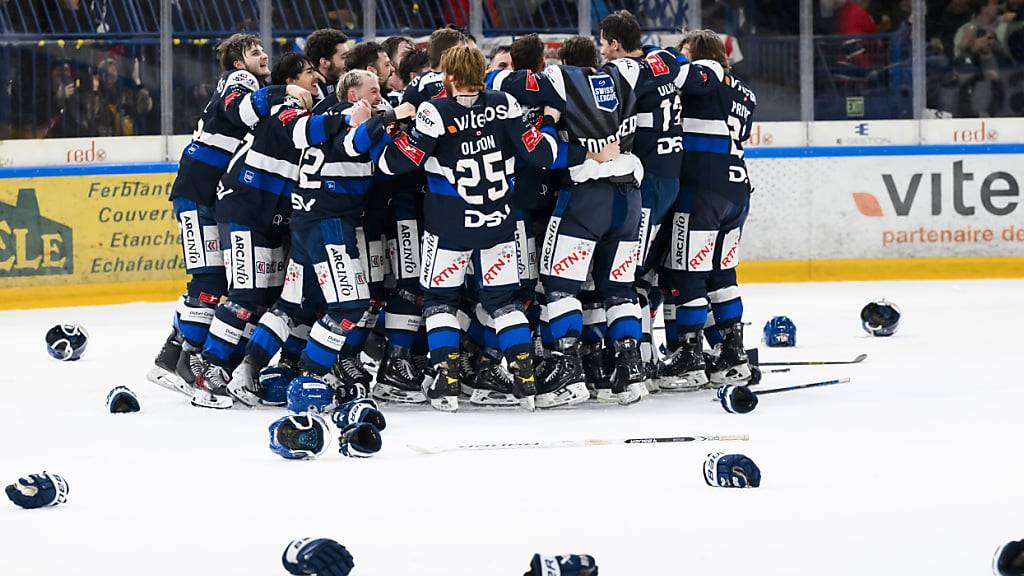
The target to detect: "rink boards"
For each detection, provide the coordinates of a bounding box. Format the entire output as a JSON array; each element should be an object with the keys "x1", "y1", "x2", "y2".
[{"x1": 1, "y1": 129, "x2": 1022, "y2": 308}]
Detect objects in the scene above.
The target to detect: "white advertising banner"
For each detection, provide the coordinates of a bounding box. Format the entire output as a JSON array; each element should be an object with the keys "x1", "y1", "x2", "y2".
[{"x1": 745, "y1": 153, "x2": 1024, "y2": 260}]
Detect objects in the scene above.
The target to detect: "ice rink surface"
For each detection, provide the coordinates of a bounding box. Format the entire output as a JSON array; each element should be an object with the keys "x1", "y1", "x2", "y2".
[{"x1": 0, "y1": 279, "x2": 1019, "y2": 575}]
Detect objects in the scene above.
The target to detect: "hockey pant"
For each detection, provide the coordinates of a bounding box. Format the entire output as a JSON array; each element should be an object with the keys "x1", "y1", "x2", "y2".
[
  {"x1": 538, "y1": 181, "x2": 642, "y2": 345},
  {"x1": 172, "y1": 198, "x2": 226, "y2": 350},
  {"x1": 385, "y1": 190, "x2": 426, "y2": 350},
  {"x1": 665, "y1": 187, "x2": 749, "y2": 335},
  {"x1": 636, "y1": 174, "x2": 679, "y2": 363},
  {"x1": 419, "y1": 231, "x2": 531, "y2": 367},
  {"x1": 202, "y1": 222, "x2": 285, "y2": 369}
]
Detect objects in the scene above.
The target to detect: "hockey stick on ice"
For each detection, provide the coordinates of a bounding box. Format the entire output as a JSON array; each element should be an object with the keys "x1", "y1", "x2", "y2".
[
  {"x1": 407, "y1": 434, "x2": 750, "y2": 455},
  {"x1": 757, "y1": 353, "x2": 867, "y2": 367},
  {"x1": 754, "y1": 377, "x2": 850, "y2": 396}
]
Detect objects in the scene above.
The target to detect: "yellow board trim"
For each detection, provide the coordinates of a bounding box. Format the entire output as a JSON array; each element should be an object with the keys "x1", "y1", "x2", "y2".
[
  {"x1": 2, "y1": 256, "x2": 1023, "y2": 310},
  {"x1": 739, "y1": 256, "x2": 1024, "y2": 283}
]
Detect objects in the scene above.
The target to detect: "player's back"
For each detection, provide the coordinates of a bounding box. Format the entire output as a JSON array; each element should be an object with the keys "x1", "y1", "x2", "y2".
[{"x1": 630, "y1": 48, "x2": 684, "y2": 178}]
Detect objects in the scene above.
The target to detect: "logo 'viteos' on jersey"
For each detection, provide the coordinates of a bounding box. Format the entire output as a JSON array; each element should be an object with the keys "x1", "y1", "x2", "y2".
[
  {"x1": 589, "y1": 74, "x2": 618, "y2": 112},
  {"x1": 452, "y1": 105, "x2": 510, "y2": 132}
]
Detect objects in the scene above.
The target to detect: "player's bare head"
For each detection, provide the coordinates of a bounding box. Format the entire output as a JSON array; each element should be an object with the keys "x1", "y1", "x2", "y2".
[
  {"x1": 510, "y1": 34, "x2": 545, "y2": 72},
  {"x1": 682, "y1": 29, "x2": 730, "y2": 70},
  {"x1": 558, "y1": 36, "x2": 598, "y2": 68},
  {"x1": 441, "y1": 44, "x2": 486, "y2": 94},
  {"x1": 398, "y1": 48, "x2": 430, "y2": 86},
  {"x1": 488, "y1": 45, "x2": 512, "y2": 72},
  {"x1": 599, "y1": 10, "x2": 642, "y2": 58},
  {"x1": 382, "y1": 36, "x2": 414, "y2": 66},
  {"x1": 339, "y1": 69, "x2": 382, "y2": 107},
  {"x1": 217, "y1": 33, "x2": 267, "y2": 75},
  {"x1": 345, "y1": 41, "x2": 393, "y2": 82},
  {"x1": 272, "y1": 53, "x2": 319, "y2": 97},
  {"x1": 305, "y1": 29, "x2": 350, "y2": 81},
  {"x1": 428, "y1": 27, "x2": 466, "y2": 69}
]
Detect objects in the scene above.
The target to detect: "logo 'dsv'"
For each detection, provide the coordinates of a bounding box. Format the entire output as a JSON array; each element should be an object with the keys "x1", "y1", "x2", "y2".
[{"x1": 0, "y1": 189, "x2": 73, "y2": 277}]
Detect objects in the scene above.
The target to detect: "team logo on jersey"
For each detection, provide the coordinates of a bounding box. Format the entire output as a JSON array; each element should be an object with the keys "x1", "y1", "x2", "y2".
[
  {"x1": 644, "y1": 54, "x2": 670, "y2": 76},
  {"x1": 589, "y1": 74, "x2": 618, "y2": 113},
  {"x1": 525, "y1": 71, "x2": 540, "y2": 92}
]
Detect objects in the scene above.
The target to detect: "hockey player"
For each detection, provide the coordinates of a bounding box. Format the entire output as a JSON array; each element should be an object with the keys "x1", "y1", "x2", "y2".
[
  {"x1": 193, "y1": 54, "x2": 320, "y2": 408},
  {"x1": 344, "y1": 42, "x2": 394, "y2": 93},
  {"x1": 598, "y1": 11, "x2": 686, "y2": 392},
  {"x1": 660, "y1": 30, "x2": 757, "y2": 388},
  {"x1": 374, "y1": 27, "x2": 467, "y2": 405},
  {"x1": 381, "y1": 36, "x2": 414, "y2": 96},
  {"x1": 378, "y1": 45, "x2": 561, "y2": 412},
  {"x1": 490, "y1": 36, "x2": 648, "y2": 406},
  {"x1": 151, "y1": 34, "x2": 310, "y2": 394},
  {"x1": 306, "y1": 29, "x2": 350, "y2": 108},
  {"x1": 229, "y1": 69, "x2": 410, "y2": 405},
  {"x1": 389, "y1": 49, "x2": 429, "y2": 107}
]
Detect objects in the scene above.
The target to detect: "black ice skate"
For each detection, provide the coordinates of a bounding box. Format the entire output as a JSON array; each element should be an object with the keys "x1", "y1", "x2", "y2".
[
  {"x1": 146, "y1": 329, "x2": 191, "y2": 395},
  {"x1": 332, "y1": 354, "x2": 372, "y2": 399},
  {"x1": 372, "y1": 346, "x2": 426, "y2": 403},
  {"x1": 470, "y1": 353, "x2": 519, "y2": 407},
  {"x1": 658, "y1": 332, "x2": 710, "y2": 391},
  {"x1": 424, "y1": 352, "x2": 460, "y2": 412},
  {"x1": 581, "y1": 343, "x2": 611, "y2": 393},
  {"x1": 509, "y1": 351, "x2": 538, "y2": 411},
  {"x1": 458, "y1": 340, "x2": 482, "y2": 397},
  {"x1": 535, "y1": 339, "x2": 589, "y2": 409},
  {"x1": 191, "y1": 364, "x2": 234, "y2": 409},
  {"x1": 596, "y1": 338, "x2": 645, "y2": 405},
  {"x1": 708, "y1": 322, "x2": 752, "y2": 384}
]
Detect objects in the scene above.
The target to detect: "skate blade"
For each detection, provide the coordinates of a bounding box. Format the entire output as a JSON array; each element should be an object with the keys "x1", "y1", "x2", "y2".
[
  {"x1": 536, "y1": 382, "x2": 589, "y2": 409},
  {"x1": 429, "y1": 396, "x2": 459, "y2": 412},
  {"x1": 658, "y1": 371, "x2": 710, "y2": 392},
  {"x1": 710, "y1": 364, "x2": 752, "y2": 385},
  {"x1": 372, "y1": 384, "x2": 427, "y2": 404},
  {"x1": 146, "y1": 367, "x2": 192, "y2": 396},
  {"x1": 518, "y1": 395, "x2": 536, "y2": 411},
  {"x1": 469, "y1": 389, "x2": 520, "y2": 406},
  {"x1": 190, "y1": 390, "x2": 233, "y2": 409},
  {"x1": 227, "y1": 387, "x2": 261, "y2": 408},
  {"x1": 617, "y1": 383, "x2": 646, "y2": 405},
  {"x1": 637, "y1": 381, "x2": 651, "y2": 399},
  {"x1": 645, "y1": 379, "x2": 661, "y2": 394}
]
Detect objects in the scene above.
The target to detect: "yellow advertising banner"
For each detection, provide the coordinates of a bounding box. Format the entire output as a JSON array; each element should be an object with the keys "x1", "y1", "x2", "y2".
[{"x1": 0, "y1": 171, "x2": 185, "y2": 308}]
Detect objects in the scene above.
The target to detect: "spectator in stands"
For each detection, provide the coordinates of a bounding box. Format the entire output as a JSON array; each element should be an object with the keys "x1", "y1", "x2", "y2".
[
  {"x1": 382, "y1": 36, "x2": 414, "y2": 93},
  {"x1": 836, "y1": 0, "x2": 879, "y2": 34},
  {"x1": 58, "y1": 57, "x2": 152, "y2": 137},
  {"x1": 927, "y1": 0, "x2": 974, "y2": 58},
  {"x1": 953, "y1": 0, "x2": 1016, "y2": 58},
  {"x1": 487, "y1": 45, "x2": 512, "y2": 71},
  {"x1": 952, "y1": 26, "x2": 1005, "y2": 115}
]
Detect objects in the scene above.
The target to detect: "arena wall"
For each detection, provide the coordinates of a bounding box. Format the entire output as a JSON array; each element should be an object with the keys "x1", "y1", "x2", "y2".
[{"x1": 1, "y1": 119, "x2": 1022, "y2": 308}]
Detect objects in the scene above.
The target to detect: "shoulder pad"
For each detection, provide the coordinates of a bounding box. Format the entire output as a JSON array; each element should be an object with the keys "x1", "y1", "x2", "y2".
[
  {"x1": 419, "y1": 71, "x2": 443, "y2": 92},
  {"x1": 415, "y1": 102, "x2": 444, "y2": 138},
  {"x1": 693, "y1": 59, "x2": 725, "y2": 82},
  {"x1": 608, "y1": 58, "x2": 641, "y2": 88},
  {"x1": 223, "y1": 70, "x2": 260, "y2": 93}
]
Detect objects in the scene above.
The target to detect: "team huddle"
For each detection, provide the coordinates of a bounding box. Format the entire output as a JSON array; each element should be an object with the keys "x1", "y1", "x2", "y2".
[{"x1": 147, "y1": 10, "x2": 758, "y2": 413}]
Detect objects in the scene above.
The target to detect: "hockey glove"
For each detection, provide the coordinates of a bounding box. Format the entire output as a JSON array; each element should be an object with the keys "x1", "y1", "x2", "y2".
[
  {"x1": 282, "y1": 537, "x2": 354, "y2": 576},
  {"x1": 995, "y1": 540, "x2": 1024, "y2": 576},
  {"x1": 332, "y1": 399, "x2": 386, "y2": 432},
  {"x1": 338, "y1": 422, "x2": 382, "y2": 458},
  {"x1": 333, "y1": 379, "x2": 368, "y2": 407},
  {"x1": 106, "y1": 386, "x2": 140, "y2": 413},
  {"x1": 704, "y1": 452, "x2": 761, "y2": 488},
  {"x1": 6, "y1": 472, "x2": 69, "y2": 509},
  {"x1": 717, "y1": 385, "x2": 758, "y2": 414},
  {"x1": 525, "y1": 553, "x2": 599, "y2": 576}
]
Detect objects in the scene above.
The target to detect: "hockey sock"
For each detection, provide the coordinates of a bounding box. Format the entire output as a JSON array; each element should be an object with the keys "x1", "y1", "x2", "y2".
[
  {"x1": 281, "y1": 323, "x2": 311, "y2": 365},
  {"x1": 675, "y1": 297, "x2": 710, "y2": 336},
  {"x1": 176, "y1": 295, "x2": 218, "y2": 350},
  {"x1": 606, "y1": 299, "x2": 642, "y2": 343},
  {"x1": 384, "y1": 289, "x2": 422, "y2": 350},
  {"x1": 581, "y1": 303, "x2": 607, "y2": 345},
  {"x1": 246, "y1": 309, "x2": 293, "y2": 369},
  {"x1": 493, "y1": 307, "x2": 532, "y2": 361},
  {"x1": 709, "y1": 286, "x2": 743, "y2": 328},
  {"x1": 663, "y1": 303, "x2": 680, "y2": 351},
  {"x1": 545, "y1": 294, "x2": 583, "y2": 342},
  {"x1": 203, "y1": 301, "x2": 254, "y2": 367},
  {"x1": 300, "y1": 315, "x2": 353, "y2": 376},
  {"x1": 424, "y1": 306, "x2": 461, "y2": 366}
]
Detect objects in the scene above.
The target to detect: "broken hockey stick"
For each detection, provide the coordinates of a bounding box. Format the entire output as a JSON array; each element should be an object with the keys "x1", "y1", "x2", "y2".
[
  {"x1": 407, "y1": 434, "x2": 750, "y2": 455},
  {"x1": 754, "y1": 377, "x2": 850, "y2": 396},
  {"x1": 757, "y1": 353, "x2": 867, "y2": 367}
]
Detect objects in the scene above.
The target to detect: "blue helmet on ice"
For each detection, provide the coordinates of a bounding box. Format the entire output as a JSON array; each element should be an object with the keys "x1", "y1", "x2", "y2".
[
  {"x1": 762, "y1": 316, "x2": 796, "y2": 347},
  {"x1": 45, "y1": 324, "x2": 89, "y2": 361},
  {"x1": 269, "y1": 412, "x2": 331, "y2": 460},
  {"x1": 861, "y1": 299, "x2": 900, "y2": 337},
  {"x1": 286, "y1": 376, "x2": 334, "y2": 413}
]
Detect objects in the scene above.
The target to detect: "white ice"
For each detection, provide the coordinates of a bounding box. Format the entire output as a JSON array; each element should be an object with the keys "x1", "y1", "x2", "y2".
[{"x1": 0, "y1": 279, "x2": 1019, "y2": 575}]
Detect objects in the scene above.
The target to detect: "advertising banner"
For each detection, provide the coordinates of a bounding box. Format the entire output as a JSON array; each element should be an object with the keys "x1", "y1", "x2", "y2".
[{"x1": 0, "y1": 172, "x2": 184, "y2": 305}]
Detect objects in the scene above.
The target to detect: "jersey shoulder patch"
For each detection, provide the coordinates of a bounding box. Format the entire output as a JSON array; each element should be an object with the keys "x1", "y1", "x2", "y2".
[
  {"x1": 415, "y1": 102, "x2": 444, "y2": 138},
  {"x1": 542, "y1": 65, "x2": 567, "y2": 101},
  {"x1": 501, "y1": 92, "x2": 523, "y2": 118},
  {"x1": 608, "y1": 58, "x2": 641, "y2": 89},
  {"x1": 223, "y1": 70, "x2": 260, "y2": 93},
  {"x1": 692, "y1": 59, "x2": 725, "y2": 82}
]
